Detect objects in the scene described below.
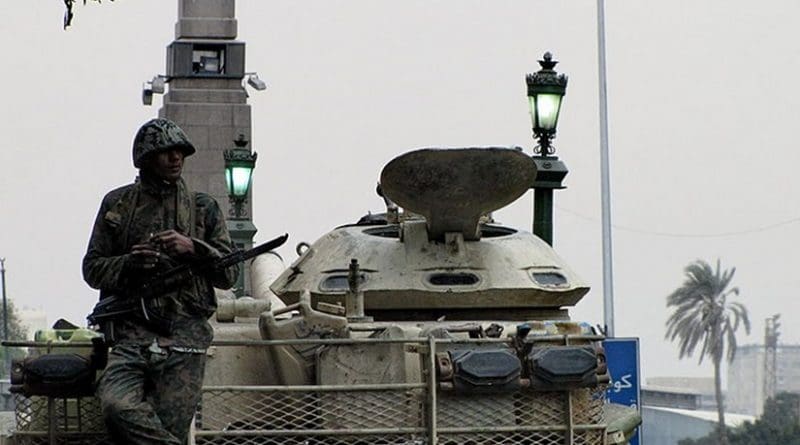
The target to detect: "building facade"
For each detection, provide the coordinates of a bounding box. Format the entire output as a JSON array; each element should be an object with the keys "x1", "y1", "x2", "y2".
[{"x1": 727, "y1": 344, "x2": 800, "y2": 416}]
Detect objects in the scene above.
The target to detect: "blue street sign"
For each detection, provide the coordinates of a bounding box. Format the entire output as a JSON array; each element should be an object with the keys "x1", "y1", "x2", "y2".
[{"x1": 604, "y1": 337, "x2": 641, "y2": 445}]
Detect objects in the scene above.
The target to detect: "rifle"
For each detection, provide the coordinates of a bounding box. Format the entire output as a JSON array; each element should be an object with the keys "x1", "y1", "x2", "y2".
[{"x1": 87, "y1": 233, "x2": 289, "y2": 337}]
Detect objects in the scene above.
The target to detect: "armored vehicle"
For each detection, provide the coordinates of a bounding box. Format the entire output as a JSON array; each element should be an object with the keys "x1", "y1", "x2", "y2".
[
  {"x1": 197, "y1": 147, "x2": 640, "y2": 444},
  {"x1": 8, "y1": 147, "x2": 640, "y2": 444}
]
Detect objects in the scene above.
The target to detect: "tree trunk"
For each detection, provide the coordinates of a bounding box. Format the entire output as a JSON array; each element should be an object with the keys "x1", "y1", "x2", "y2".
[{"x1": 714, "y1": 357, "x2": 728, "y2": 445}]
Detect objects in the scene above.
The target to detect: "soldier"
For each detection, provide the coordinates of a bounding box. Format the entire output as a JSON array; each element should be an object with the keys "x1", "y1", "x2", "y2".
[{"x1": 83, "y1": 118, "x2": 239, "y2": 444}]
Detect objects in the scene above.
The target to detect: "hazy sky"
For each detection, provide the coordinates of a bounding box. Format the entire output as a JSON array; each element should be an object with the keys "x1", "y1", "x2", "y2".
[{"x1": 1, "y1": 1, "x2": 799, "y2": 384}]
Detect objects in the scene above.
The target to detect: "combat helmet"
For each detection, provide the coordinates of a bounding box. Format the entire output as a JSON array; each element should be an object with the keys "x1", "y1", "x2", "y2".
[{"x1": 132, "y1": 118, "x2": 196, "y2": 168}]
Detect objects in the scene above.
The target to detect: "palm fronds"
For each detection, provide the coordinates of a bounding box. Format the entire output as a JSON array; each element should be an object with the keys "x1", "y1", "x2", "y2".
[{"x1": 665, "y1": 259, "x2": 750, "y2": 365}]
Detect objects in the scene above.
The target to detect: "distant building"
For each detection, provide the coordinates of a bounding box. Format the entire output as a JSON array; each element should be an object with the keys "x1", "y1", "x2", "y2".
[
  {"x1": 642, "y1": 377, "x2": 725, "y2": 445},
  {"x1": 643, "y1": 377, "x2": 717, "y2": 411},
  {"x1": 643, "y1": 386, "x2": 704, "y2": 411},
  {"x1": 647, "y1": 377, "x2": 715, "y2": 394},
  {"x1": 727, "y1": 344, "x2": 800, "y2": 416},
  {"x1": 643, "y1": 407, "x2": 754, "y2": 445}
]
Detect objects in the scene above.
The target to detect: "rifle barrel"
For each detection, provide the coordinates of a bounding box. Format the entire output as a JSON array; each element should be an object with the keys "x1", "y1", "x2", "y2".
[
  {"x1": 215, "y1": 233, "x2": 289, "y2": 270},
  {"x1": 88, "y1": 233, "x2": 289, "y2": 328}
]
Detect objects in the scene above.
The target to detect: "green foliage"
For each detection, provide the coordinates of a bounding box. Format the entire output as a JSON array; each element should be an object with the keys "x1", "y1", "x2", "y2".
[
  {"x1": 678, "y1": 393, "x2": 800, "y2": 445},
  {"x1": 678, "y1": 428, "x2": 724, "y2": 445},
  {"x1": 0, "y1": 299, "x2": 29, "y2": 378}
]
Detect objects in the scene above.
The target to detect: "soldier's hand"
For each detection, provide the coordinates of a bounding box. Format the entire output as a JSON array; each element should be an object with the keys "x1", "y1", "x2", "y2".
[
  {"x1": 151, "y1": 230, "x2": 196, "y2": 257},
  {"x1": 128, "y1": 244, "x2": 162, "y2": 270}
]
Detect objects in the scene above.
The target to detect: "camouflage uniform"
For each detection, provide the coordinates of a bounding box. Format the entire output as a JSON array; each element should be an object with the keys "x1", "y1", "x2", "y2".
[{"x1": 83, "y1": 118, "x2": 238, "y2": 444}]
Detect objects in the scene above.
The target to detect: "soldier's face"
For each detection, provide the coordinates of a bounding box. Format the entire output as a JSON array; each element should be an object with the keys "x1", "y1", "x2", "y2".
[{"x1": 146, "y1": 149, "x2": 185, "y2": 183}]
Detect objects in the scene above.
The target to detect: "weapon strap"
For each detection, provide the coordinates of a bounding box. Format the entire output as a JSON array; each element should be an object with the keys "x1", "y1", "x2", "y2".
[
  {"x1": 113, "y1": 181, "x2": 199, "y2": 251},
  {"x1": 190, "y1": 191, "x2": 197, "y2": 238},
  {"x1": 117, "y1": 184, "x2": 140, "y2": 252}
]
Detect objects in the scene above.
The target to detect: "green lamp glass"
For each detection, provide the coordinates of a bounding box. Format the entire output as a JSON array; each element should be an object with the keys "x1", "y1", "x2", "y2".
[
  {"x1": 526, "y1": 52, "x2": 568, "y2": 155},
  {"x1": 223, "y1": 135, "x2": 257, "y2": 218}
]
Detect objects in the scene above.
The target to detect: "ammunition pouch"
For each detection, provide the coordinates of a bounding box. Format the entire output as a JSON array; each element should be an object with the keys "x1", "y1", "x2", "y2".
[{"x1": 10, "y1": 337, "x2": 108, "y2": 398}]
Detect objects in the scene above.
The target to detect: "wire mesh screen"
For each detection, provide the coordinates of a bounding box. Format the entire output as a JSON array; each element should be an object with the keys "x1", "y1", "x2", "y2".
[
  {"x1": 11, "y1": 435, "x2": 114, "y2": 445},
  {"x1": 196, "y1": 386, "x2": 426, "y2": 444},
  {"x1": 437, "y1": 432, "x2": 565, "y2": 445},
  {"x1": 572, "y1": 388, "x2": 606, "y2": 426},
  {"x1": 436, "y1": 387, "x2": 606, "y2": 445},
  {"x1": 12, "y1": 394, "x2": 111, "y2": 444},
  {"x1": 10, "y1": 339, "x2": 612, "y2": 445},
  {"x1": 195, "y1": 386, "x2": 607, "y2": 445},
  {"x1": 317, "y1": 389, "x2": 424, "y2": 430},
  {"x1": 195, "y1": 434, "x2": 428, "y2": 445},
  {"x1": 573, "y1": 429, "x2": 606, "y2": 445},
  {"x1": 437, "y1": 390, "x2": 583, "y2": 429}
]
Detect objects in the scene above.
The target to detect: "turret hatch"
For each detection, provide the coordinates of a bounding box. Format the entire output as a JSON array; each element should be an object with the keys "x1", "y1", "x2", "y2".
[{"x1": 380, "y1": 147, "x2": 537, "y2": 241}]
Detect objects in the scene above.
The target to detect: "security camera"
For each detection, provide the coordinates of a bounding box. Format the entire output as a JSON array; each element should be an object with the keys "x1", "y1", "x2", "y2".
[
  {"x1": 151, "y1": 76, "x2": 166, "y2": 94},
  {"x1": 142, "y1": 83, "x2": 154, "y2": 106},
  {"x1": 247, "y1": 74, "x2": 267, "y2": 91}
]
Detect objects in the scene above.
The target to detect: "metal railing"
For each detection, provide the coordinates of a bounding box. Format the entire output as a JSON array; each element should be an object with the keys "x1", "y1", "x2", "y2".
[{"x1": 5, "y1": 334, "x2": 608, "y2": 445}]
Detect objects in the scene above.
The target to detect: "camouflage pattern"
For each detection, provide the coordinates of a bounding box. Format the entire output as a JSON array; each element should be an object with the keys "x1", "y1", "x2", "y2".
[
  {"x1": 132, "y1": 118, "x2": 196, "y2": 168},
  {"x1": 83, "y1": 173, "x2": 238, "y2": 348},
  {"x1": 83, "y1": 138, "x2": 237, "y2": 442},
  {"x1": 97, "y1": 343, "x2": 205, "y2": 444}
]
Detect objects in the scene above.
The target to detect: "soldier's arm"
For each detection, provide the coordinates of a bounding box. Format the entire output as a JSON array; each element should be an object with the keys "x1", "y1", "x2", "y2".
[
  {"x1": 191, "y1": 195, "x2": 239, "y2": 290},
  {"x1": 82, "y1": 195, "x2": 130, "y2": 292}
]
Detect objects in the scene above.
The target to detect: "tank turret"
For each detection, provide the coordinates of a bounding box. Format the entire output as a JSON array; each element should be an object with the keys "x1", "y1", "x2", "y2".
[{"x1": 271, "y1": 147, "x2": 589, "y2": 321}]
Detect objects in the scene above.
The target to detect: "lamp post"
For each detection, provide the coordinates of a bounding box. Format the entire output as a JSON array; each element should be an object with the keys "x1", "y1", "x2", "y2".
[
  {"x1": 223, "y1": 135, "x2": 258, "y2": 297},
  {"x1": 224, "y1": 135, "x2": 258, "y2": 219},
  {"x1": 1, "y1": 258, "x2": 8, "y2": 376},
  {"x1": 526, "y1": 52, "x2": 568, "y2": 246}
]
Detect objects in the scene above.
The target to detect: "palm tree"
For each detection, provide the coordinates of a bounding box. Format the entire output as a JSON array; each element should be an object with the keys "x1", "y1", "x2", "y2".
[{"x1": 665, "y1": 259, "x2": 750, "y2": 445}]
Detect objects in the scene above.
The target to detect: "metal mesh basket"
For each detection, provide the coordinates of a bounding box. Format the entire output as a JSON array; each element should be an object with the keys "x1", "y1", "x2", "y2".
[
  {"x1": 195, "y1": 435, "x2": 427, "y2": 445},
  {"x1": 195, "y1": 385, "x2": 607, "y2": 445},
  {"x1": 196, "y1": 385, "x2": 427, "y2": 444},
  {"x1": 438, "y1": 432, "x2": 564, "y2": 445},
  {"x1": 13, "y1": 394, "x2": 110, "y2": 444},
  {"x1": 10, "y1": 338, "x2": 612, "y2": 445},
  {"x1": 434, "y1": 387, "x2": 606, "y2": 445}
]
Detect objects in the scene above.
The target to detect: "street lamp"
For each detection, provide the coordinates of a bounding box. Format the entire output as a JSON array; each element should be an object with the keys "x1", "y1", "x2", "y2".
[
  {"x1": 526, "y1": 52, "x2": 568, "y2": 246},
  {"x1": 223, "y1": 135, "x2": 258, "y2": 297},
  {"x1": 526, "y1": 52, "x2": 568, "y2": 155},
  {"x1": 224, "y1": 135, "x2": 258, "y2": 219}
]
